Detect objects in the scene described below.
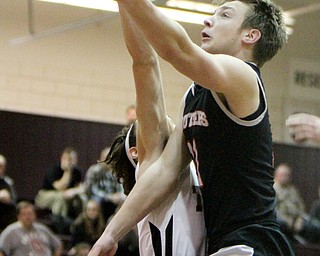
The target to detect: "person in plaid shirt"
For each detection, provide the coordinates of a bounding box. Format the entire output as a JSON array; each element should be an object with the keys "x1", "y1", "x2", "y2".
[{"x1": 84, "y1": 147, "x2": 125, "y2": 222}]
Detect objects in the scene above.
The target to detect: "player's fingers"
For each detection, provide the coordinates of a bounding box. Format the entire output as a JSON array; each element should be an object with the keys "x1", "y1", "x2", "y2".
[
  {"x1": 292, "y1": 130, "x2": 314, "y2": 142},
  {"x1": 286, "y1": 113, "x2": 315, "y2": 126}
]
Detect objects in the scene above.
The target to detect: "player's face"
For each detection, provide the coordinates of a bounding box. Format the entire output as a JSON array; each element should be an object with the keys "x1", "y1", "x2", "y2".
[
  {"x1": 18, "y1": 206, "x2": 36, "y2": 229},
  {"x1": 201, "y1": 1, "x2": 249, "y2": 56}
]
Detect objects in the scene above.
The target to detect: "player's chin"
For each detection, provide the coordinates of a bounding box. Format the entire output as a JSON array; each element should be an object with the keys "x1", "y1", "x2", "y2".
[{"x1": 200, "y1": 43, "x2": 208, "y2": 51}]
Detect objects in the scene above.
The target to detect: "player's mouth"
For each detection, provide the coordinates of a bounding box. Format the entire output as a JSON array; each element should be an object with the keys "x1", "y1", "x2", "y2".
[{"x1": 201, "y1": 32, "x2": 211, "y2": 41}]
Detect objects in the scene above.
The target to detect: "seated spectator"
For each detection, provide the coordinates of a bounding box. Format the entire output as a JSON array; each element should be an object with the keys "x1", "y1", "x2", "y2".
[
  {"x1": 35, "y1": 147, "x2": 84, "y2": 223},
  {"x1": 0, "y1": 154, "x2": 17, "y2": 204},
  {"x1": 0, "y1": 154, "x2": 17, "y2": 231},
  {"x1": 274, "y1": 163, "x2": 320, "y2": 243},
  {"x1": 84, "y1": 147, "x2": 125, "y2": 222},
  {"x1": 70, "y1": 200, "x2": 105, "y2": 247},
  {"x1": 0, "y1": 201, "x2": 62, "y2": 256},
  {"x1": 125, "y1": 104, "x2": 136, "y2": 125}
]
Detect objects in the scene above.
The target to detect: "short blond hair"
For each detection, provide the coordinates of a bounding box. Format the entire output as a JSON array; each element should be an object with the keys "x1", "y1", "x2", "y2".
[
  {"x1": 0, "y1": 154, "x2": 6, "y2": 165},
  {"x1": 213, "y1": 0, "x2": 288, "y2": 67}
]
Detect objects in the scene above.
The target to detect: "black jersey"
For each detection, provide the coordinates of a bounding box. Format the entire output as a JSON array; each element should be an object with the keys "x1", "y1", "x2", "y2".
[{"x1": 183, "y1": 62, "x2": 278, "y2": 252}]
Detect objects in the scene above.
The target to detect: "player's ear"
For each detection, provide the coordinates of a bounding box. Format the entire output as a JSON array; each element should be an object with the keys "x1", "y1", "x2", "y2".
[
  {"x1": 128, "y1": 147, "x2": 138, "y2": 159},
  {"x1": 242, "y1": 28, "x2": 261, "y2": 45}
]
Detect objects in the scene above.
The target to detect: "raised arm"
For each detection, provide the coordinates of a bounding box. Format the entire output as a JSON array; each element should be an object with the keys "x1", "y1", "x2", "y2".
[
  {"x1": 116, "y1": 0, "x2": 258, "y2": 101},
  {"x1": 88, "y1": 101, "x2": 191, "y2": 256},
  {"x1": 119, "y1": 3, "x2": 171, "y2": 161}
]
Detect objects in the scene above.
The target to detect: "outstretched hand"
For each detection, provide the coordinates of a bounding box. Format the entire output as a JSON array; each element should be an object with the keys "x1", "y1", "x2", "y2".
[{"x1": 286, "y1": 113, "x2": 320, "y2": 144}]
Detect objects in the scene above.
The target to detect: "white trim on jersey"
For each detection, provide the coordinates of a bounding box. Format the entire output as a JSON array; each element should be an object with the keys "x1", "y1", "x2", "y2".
[
  {"x1": 125, "y1": 123, "x2": 137, "y2": 168},
  {"x1": 209, "y1": 245, "x2": 254, "y2": 256},
  {"x1": 189, "y1": 161, "x2": 200, "y2": 187},
  {"x1": 209, "y1": 72, "x2": 267, "y2": 127}
]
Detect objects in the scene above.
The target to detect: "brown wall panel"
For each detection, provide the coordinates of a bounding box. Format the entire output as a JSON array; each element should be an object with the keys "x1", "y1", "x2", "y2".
[
  {"x1": 1, "y1": 110, "x2": 319, "y2": 213},
  {"x1": 0, "y1": 110, "x2": 122, "y2": 200}
]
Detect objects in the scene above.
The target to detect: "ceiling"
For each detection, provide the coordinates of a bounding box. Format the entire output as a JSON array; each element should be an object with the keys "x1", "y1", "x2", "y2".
[
  {"x1": 198, "y1": 0, "x2": 320, "y2": 11},
  {"x1": 3, "y1": 0, "x2": 320, "y2": 18},
  {"x1": 2, "y1": 0, "x2": 320, "y2": 45}
]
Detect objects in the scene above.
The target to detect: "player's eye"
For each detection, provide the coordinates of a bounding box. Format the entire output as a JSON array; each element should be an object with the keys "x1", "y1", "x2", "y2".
[{"x1": 222, "y1": 12, "x2": 229, "y2": 18}]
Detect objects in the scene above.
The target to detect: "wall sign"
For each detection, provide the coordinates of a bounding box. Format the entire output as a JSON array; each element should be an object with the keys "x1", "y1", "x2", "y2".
[{"x1": 289, "y1": 59, "x2": 320, "y2": 101}]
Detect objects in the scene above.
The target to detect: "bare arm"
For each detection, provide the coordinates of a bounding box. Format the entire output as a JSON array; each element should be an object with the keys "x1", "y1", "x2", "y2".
[
  {"x1": 52, "y1": 170, "x2": 71, "y2": 191},
  {"x1": 88, "y1": 102, "x2": 191, "y2": 256},
  {"x1": 119, "y1": 3, "x2": 173, "y2": 166},
  {"x1": 117, "y1": 0, "x2": 258, "y2": 111}
]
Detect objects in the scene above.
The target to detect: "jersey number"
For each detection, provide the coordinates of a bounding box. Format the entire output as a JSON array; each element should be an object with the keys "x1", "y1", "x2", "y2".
[
  {"x1": 187, "y1": 139, "x2": 204, "y2": 212},
  {"x1": 187, "y1": 139, "x2": 203, "y2": 187}
]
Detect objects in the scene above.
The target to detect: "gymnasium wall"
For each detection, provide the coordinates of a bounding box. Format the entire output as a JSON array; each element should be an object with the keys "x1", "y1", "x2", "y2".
[
  {"x1": 1, "y1": 109, "x2": 319, "y2": 213},
  {"x1": 1, "y1": 1, "x2": 319, "y2": 143}
]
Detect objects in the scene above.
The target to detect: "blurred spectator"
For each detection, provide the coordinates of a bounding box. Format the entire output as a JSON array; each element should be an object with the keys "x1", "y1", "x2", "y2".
[
  {"x1": 274, "y1": 163, "x2": 320, "y2": 243},
  {"x1": 0, "y1": 154, "x2": 17, "y2": 204},
  {"x1": 84, "y1": 147, "x2": 124, "y2": 221},
  {"x1": 310, "y1": 184, "x2": 320, "y2": 223},
  {"x1": 125, "y1": 104, "x2": 136, "y2": 125},
  {"x1": 274, "y1": 163, "x2": 305, "y2": 223},
  {"x1": 35, "y1": 147, "x2": 85, "y2": 234},
  {"x1": 0, "y1": 201, "x2": 62, "y2": 256},
  {"x1": 0, "y1": 154, "x2": 17, "y2": 231},
  {"x1": 70, "y1": 200, "x2": 105, "y2": 247},
  {"x1": 35, "y1": 147, "x2": 84, "y2": 220},
  {"x1": 286, "y1": 113, "x2": 320, "y2": 145},
  {"x1": 0, "y1": 249, "x2": 5, "y2": 256}
]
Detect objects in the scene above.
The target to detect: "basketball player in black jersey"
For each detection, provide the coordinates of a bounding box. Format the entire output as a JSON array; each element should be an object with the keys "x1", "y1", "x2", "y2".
[{"x1": 89, "y1": 1, "x2": 295, "y2": 255}]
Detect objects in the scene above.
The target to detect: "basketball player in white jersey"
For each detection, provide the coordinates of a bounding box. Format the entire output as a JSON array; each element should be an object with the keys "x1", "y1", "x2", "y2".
[{"x1": 98, "y1": 4, "x2": 205, "y2": 256}]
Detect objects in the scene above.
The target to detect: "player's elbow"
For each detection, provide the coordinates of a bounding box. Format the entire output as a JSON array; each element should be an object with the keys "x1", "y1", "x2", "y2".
[{"x1": 132, "y1": 53, "x2": 158, "y2": 67}]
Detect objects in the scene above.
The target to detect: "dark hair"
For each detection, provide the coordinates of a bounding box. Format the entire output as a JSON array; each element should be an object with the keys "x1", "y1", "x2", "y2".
[
  {"x1": 102, "y1": 124, "x2": 137, "y2": 195},
  {"x1": 213, "y1": 0, "x2": 288, "y2": 67}
]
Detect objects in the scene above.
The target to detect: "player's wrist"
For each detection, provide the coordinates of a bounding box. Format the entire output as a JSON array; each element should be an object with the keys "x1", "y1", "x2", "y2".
[{"x1": 105, "y1": 214, "x2": 132, "y2": 243}]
